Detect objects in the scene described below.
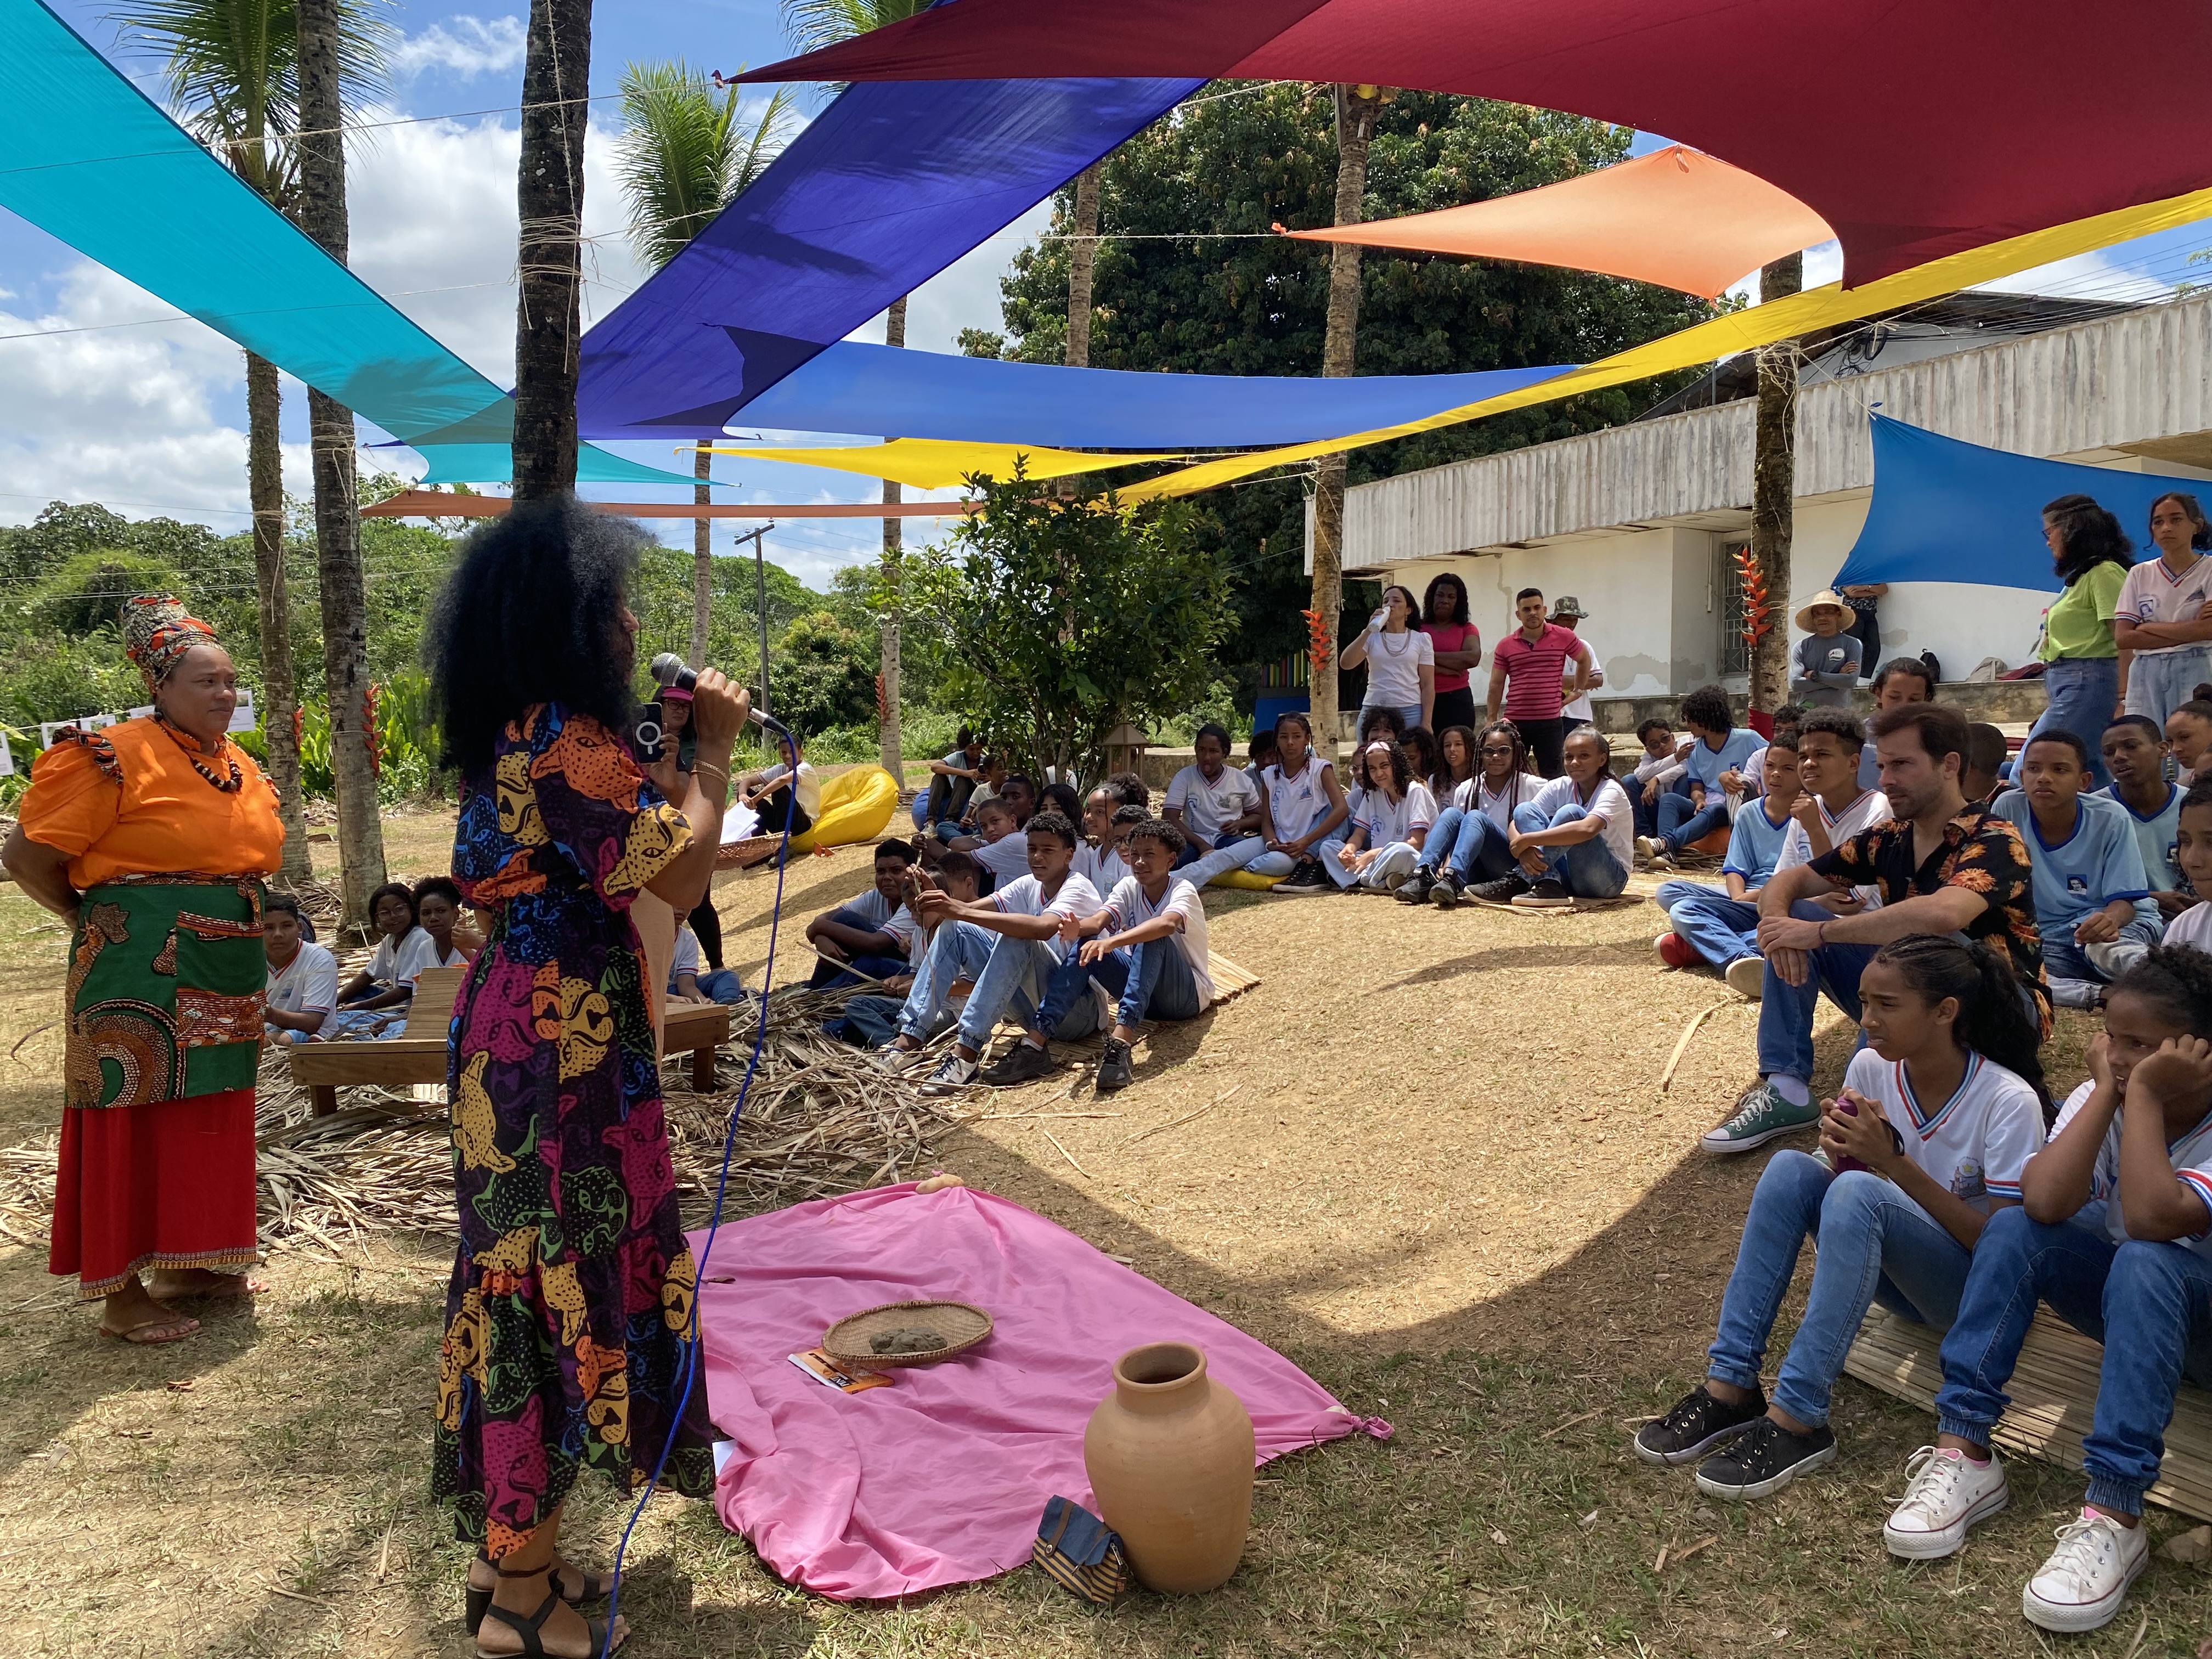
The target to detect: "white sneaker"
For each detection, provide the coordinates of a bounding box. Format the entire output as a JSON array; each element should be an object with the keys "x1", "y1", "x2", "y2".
[
  {"x1": 918, "y1": 1051, "x2": 980, "y2": 1097},
  {"x1": 870, "y1": 1043, "x2": 924, "y2": 1074},
  {"x1": 1882, "y1": 1446, "x2": 2009, "y2": 1560},
  {"x1": 1636, "y1": 834, "x2": 1674, "y2": 868},
  {"x1": 2021, "y1": 1507, "x2": 2149, "y2": 1633},
  {"x1": 1724, "y1": 955, "x2": 1767, "y2": 1000}
]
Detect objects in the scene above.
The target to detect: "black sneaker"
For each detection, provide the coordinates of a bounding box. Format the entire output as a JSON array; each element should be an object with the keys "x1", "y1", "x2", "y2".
[
  {"x1": 1511, "y1": 877, "x2": 1573, "y2": 908},
  {"x1": 1634, "y1": 1384, "x2": 1769, "y2": 1468},
  {"x1": 979, "y1": 1041, "x2": 1056, "y2": 1085},
  {"x1": 1469, "y1": 872, "x2": 1531, "y2": 904},
  {"x1": 1693, "y1": 1415, "x2": 1837, "y2": 1500},
  {"x1": 1396, "y1": 870, "x2": 1434, "y2": 905},
  {"x1": 1096, "y1": 1036, "x2": 1135, "y2": 1092},
  {"x1": 1431, "y1": 872, "x2": 1465, "y2": 909},
  {"x1": 1276, "y1": 860, "x2": 1330, "y2": 893}
]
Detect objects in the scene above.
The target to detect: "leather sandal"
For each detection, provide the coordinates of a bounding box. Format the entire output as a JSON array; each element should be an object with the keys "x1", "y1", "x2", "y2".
[
  {"x1": 466, "y1": 1553, "x2": 608, "y2": 1637},
  {"x1": 474, "y1": 1563, "x2": 623, "y2": 1658}
]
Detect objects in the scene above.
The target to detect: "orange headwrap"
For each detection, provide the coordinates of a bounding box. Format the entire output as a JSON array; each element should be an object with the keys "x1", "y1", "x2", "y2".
[{"x1": 120, "y1": 595, "x2": 221, "y2": 691}]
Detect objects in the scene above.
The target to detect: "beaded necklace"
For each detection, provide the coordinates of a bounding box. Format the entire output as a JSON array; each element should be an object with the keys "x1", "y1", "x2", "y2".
[{"x1": 154, "y1": 713, "x2": 243, "y2": 793}]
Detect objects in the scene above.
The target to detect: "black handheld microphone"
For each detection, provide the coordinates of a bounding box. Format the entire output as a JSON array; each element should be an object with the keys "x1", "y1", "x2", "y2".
[{"x1": 648, "y1": 652, "x2": 797, "y2": 747}]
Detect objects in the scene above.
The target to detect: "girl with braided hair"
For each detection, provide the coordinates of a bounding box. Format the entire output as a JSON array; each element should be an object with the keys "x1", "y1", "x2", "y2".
[
  {"x1": 1894, "y1": 943, "x2": 2212, "y2": 1632},
  {"x1": 1636, "y1": 934, "x2": 2046, "y2": 1507}
]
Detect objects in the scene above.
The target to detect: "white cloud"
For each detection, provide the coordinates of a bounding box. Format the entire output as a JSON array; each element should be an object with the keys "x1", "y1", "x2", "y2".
[
  {"x1": 1977, "y1": 247, "x2": 2176, "y2": 304},
  {"x1": 390, "y1": 15, "x2": 527, "y2": 81}
]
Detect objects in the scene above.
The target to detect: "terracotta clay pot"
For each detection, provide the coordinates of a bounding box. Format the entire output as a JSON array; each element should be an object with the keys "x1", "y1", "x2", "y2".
[{"x1": 1082, "y1": 1341, "x2": 1256, "y2": 1593}]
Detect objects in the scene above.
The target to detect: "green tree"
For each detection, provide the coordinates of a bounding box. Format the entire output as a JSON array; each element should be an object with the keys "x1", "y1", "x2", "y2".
[
  {"x1": 906, "y1": 472, "x2": 1230, "y2": 783},
  {"x1": 989, "y1": 84, "x2": 1716, "y2": 712},
  {"x1": 614, "y1": 59, "x2": 794, "y2": 665},
  {"x1": 780, "y1": 0, "x2": 928, "y2": 781},
  {"x1": 769, "y1": 610, "x2": 878, "y2": 734},
  {"x1": 109, "y1": 0, "x2": 387, "y2": 878}
]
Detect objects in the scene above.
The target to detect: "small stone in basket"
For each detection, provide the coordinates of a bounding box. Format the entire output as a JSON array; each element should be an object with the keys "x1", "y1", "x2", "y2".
[{"x1": 869, "y1": 1325, "x2": 948, "y2": 1356}]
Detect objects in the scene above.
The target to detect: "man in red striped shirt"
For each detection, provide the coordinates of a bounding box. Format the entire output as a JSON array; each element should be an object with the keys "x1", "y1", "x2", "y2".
[{"x1": 1487, "y1": 587, "x2": 1594, "y2": 777}]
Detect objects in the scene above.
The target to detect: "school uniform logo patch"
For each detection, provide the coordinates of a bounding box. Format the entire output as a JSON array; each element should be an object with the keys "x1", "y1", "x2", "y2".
[
  {"x1": 2067, "y1": 874, "x2": 2089, "y2": 895},
  {"x1": 1948, "y1": 1158, "x2": 1988, "y2": 1203}
]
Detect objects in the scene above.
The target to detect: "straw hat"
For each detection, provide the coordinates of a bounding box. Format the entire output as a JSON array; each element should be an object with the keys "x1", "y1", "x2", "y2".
[{"x1": 1793, "y1": 589, "x2": 1852, "y2": 631}]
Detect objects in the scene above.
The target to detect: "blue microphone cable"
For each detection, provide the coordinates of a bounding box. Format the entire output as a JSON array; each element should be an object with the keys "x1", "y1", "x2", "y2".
[{"x1": 597, "y1": 726, "x2": 798, "y2": 1656}]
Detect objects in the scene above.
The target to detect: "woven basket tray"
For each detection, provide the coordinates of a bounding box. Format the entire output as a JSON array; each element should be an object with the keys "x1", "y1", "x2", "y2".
[{"x1": 822, "y1": 1299, "x2": 994, "y2": 1370}]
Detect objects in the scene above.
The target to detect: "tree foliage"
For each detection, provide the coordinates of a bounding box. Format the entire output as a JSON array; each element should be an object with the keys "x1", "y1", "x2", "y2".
[
  {"x1": 614, "y1": 60, "x2": 796, "y2": 272},
  {"x1": 906, "y1": 473, "x2": 1230, "y2": 782},
  {"x1": 980, "y1": 84, "x2": 1718, "y2": 709},
  {"x1": 770, "y1": 610, "x2": 878, "y2": 733}
]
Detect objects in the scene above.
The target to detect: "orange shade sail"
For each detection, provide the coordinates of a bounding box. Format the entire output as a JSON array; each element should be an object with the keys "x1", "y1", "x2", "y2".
[{"x1": 1284, "y1": 145, "x2": 1835, "y2": 299}]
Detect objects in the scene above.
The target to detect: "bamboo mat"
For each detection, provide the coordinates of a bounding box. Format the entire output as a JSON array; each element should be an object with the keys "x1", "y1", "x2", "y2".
[
  {"x1": 1844, "y1": 1305, "x2": 2212, "y2": 1520},
  {"x1": 1206, "y1": 951, "x2": 1259, "y2": 1008}
]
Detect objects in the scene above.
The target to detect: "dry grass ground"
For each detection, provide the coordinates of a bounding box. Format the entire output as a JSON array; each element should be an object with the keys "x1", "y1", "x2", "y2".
[{"x1": 0, "y1": 813, "x2": 2198, "y2": 1658}]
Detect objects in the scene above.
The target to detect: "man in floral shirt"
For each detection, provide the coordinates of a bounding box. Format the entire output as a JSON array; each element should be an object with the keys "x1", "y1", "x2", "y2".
[{"x1": 1703, "y1": 703, "x2": 2048, "y2": 1153}]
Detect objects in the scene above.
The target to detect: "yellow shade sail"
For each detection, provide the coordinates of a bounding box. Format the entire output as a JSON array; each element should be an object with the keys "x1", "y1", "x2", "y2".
[
  {"x1": 1122, "y1": 183, "x2": 2212, "y2": 503},
  {"x1": 696, "y1": 437, "x2": 1181, "y2": 491}
]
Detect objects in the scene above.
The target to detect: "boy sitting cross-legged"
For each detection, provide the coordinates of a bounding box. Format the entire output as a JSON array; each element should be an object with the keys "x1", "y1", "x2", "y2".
[
  {"x1": 1026, "y1": 817, "x2": 1214, "y2": 1093},
  {"x1": 1887, "y1": 946, "x2": 2212, "y2": 1633},
  {"x1": 1991, "y1": 729, "x2": 2160, "y2": 1007},
  {"x1": 873, "y1": 810, "x2": 1102, "y2": 1094},
  {"x1": 1654, "y1": 733, "x2": 1801, "y2": 983}
]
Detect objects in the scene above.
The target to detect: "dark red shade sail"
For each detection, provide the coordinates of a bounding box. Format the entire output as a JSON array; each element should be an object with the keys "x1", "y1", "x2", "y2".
[{"x1": 737, "y1": 0, "x2": 2212, "y2": 289}]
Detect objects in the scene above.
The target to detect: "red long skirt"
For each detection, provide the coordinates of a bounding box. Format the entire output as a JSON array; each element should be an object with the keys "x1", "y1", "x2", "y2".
[{"x1": 49, "y1": 1088, "x2": 260, "y2": 1299}]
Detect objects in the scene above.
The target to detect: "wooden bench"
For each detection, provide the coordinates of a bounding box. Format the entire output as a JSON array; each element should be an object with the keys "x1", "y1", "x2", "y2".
[
  {"x1": 286, "y1": 966, "x2": 733, "y2": 1115},
  {"x1": 1846, "y1": 1304, "x2": 2212, "y2": 1520}
]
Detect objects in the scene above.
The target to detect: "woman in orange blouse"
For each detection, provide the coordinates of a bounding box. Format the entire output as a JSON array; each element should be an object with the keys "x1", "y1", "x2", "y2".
[{"x1": 2, "y1": 597, "x2": 284, "y2": 1343}]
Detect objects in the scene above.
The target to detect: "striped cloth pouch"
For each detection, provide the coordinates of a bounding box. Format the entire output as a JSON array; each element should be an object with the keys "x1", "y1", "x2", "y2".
[{"x1": 1031, "y1": 1496, "x2": 1131, "y2": 1604}]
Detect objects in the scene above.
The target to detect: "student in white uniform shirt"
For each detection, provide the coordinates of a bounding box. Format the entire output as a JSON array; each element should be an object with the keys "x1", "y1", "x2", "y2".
[
  {"x1": 1500, "y1": 727, "x2": 1634, "y2": 907},
  {"x1": 1324, "y1": 737, "x2": 1436, "y2": 891},
  {"x1": 1165, "y1": 723, "x2": 1265, "y2": 880},
  {"x1": 2115, "y1": 491, "x2": 2212, "y2": 728},
  {"x1": 1768, "y1": 711, "x2": 1895, "y2": 930},
  {"x1": 876, "y1": 811, "x2": 1103, "y2": 1093},
  {"x1": 822, "y1": 854, "x2": 983, "y2": 1050},
  {"x1": 927, "y1": 776, "x2": 1037, "y2": 894},
  {"x1": 668, "y1": 921, "x2": 748, "y2": 1005},
  {"x1": 1400, "y1": 719, "x2": 1544, "y2": 907},
  {"x1": 328, "y1": 881, "x2": 436, "y2": 1038},
  {"x1": 1251, "y1": 711, "x2": 1351, "y2": 891},
  {"x1": 1898, "y1": 947, "x2": 2212, "y2": 1634},
  {"x1": 262, "y1": 894, "x2": 338, "y2": 1045},
  {"x1": 2162, "y1": 783, "x2": 2212, "y2": 955},
  {"x1": 807, "y1": 840, "x2": 923, "y2": 986},
  {"x1": 1076, "y1": 803, "x2": 1141, "y2": 894},
  {"x1": 1035, "y1": 817, "x2": 1214, "y2": 1093},
  {"x1": 1636, "y1": 936, "x2": 2048, "y2": 1510}
]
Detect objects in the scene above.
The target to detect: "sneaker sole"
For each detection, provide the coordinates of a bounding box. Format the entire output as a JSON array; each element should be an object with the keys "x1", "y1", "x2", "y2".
[
  {"x1": 2021, "y1": 1551, "x2": 2147, "y2": 1633},
  {"x1": 1632, "y1": 1415, "x2": 1762, "y2": 1469},
  {"x1": 1699, "y1": 1113, "x2": 1819, "y2": 1155},
  {"x1": 1882, "y1": 1484, "x2": 2010, "y2": 1560},
  {"x1": 1724, "y1": 957, "x2": 1767, "y2": 1000},
  {"x1": 1511, "y1": 895, "x2": 1575, "y2": 908},
  {"x1": 1694, "y1": 1438, "x2": 1837, "y2": 1501}
]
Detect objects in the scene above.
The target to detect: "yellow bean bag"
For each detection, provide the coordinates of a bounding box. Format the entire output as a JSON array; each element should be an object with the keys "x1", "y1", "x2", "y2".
[
  {"x1": 789, "y1": 765, "x2": 899, "y2": 855},
  {"x1": 1209, "y1": 867, "x2": 1288, "y2": 891}
]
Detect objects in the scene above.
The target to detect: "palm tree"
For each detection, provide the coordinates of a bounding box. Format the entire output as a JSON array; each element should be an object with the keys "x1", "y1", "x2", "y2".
[
  {"x1": 1308, "y1": 83, "x2": 1384, "y2": 743},
  {"x1": 110, "y1": 0, "x2": 380, "y2": 885},
  {"x1": 295, "y1": 0, "x2": 393, "y2": 930},
  {"x1": 782, "y1": 0, "x2": 925, "y2": 781},
  {"x1": 511, "y1": 0, "x2": 594, "y2": 504},
  {"x1": 614, "y1": 61, "x2": 794, "y2": 668}
]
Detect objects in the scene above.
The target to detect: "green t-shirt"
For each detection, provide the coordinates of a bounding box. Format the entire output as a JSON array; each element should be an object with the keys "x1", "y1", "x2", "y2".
[{"x1": 2039, "y1": 560, "x2": 2128, "y2": 661}]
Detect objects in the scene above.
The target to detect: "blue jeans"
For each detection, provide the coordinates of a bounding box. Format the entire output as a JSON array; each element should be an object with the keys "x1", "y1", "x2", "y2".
[
  {"x1": 895, "y1": 921, "x2": 1101, "y2": 1047},
  {"x1": 692, "y1": 968, "x2": 747, "y2": 1004},
  {"x1": 2126, "y1": 644, "x2": 2212, "y2": 728},
  {"x1": 1414, "y1": 805, "x2": 1517, "y2": 882},
  {"x1": 1036, "y1": 935, "x2": 1204, "y2": 1032},
  {"x1": 1184, "y1": 833, "x2": 1269, "y2": 885},
  {"x1": 1757, "y1": 900, "x2": 1880, "y2": 1082},
  {"x1": 1658, "y1": 884, "x2": 1763, "y2": 967},
  {"x1": 1934, "y1": 1206, "x2": 2212, "y2": 1516},
  {"x1": 1629, "y1": 775, "x2": 1680, "y2": 840},
  {"x1": 1658, "y1": 791, "x2": 1729, "y2": 853},
  {"x1": 2042, "y1": 918, "x2": 2161, "y2": 984},
  {"x1": 1508, "y1": 802, "x2": 1628, "y2": 898},
  {"x1": 1708, "y1": 1150, "x2": 1974, "y2": 1427},
  {"x1": 2029, "y1": 654, "x2": 2121, "y2": 791},
  {"x1": 909, "y1": 793, "x2": 930, "y2": 831}
]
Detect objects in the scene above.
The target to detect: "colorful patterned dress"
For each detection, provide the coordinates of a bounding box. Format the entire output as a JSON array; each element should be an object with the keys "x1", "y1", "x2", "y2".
[{"x1": 433, "y1": 703, "x2": 716, "y2": 1555}]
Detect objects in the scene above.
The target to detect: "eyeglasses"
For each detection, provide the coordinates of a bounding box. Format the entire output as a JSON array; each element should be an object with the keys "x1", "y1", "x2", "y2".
[{"x1": 1479, "y1": 744, "x2": 1515, "y2": 756}]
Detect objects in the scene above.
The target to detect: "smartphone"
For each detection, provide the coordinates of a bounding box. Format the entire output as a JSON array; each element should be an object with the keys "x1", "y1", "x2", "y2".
[{"x1": 631, "y1": 700, "x2": 666, "y2": 766}]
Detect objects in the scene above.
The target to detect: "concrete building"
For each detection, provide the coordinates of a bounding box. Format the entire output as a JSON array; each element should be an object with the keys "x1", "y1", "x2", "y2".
[{"x1": 1307, "y1": 289, "x2": 2212, "y2": 713}]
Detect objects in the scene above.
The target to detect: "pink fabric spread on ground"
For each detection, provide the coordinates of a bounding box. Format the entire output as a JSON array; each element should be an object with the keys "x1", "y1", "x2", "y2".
[{"x1": 692, "y1": 1184, "x2": 1388, "y2": 1600}]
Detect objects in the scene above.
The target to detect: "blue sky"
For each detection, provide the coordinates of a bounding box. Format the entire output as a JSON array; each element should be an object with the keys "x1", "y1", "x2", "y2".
[{"x1": 0, "y1": 9, "x2": 2201, "y2": 590}]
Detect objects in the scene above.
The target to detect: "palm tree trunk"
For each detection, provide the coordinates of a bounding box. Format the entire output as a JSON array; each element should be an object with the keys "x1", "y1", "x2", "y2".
[
  {"x1": 296, "y1": 0, "x2": 386, "y2": 932},
  {"x1": 512, "y1": 0, "x2": 593, "y2": 502},
  {"x1": 692, "y1": 446, "x2": 713, "y2": 665},
  {"x1": 1066, "y1": 162, "x2": 1099, "y2": 368},
  {"x1": 878, "y1": 293, "x2": 906, "y2": 783},
  {"x1": 1750, "y1": 251, "x2": 1804, "y2": 714},
  {"x1": 1311, "y1": 84, "x2": 1383, "y2": 747},
  {"x1": 245, "y1": 348, "x2": 311, "y2": 884}
]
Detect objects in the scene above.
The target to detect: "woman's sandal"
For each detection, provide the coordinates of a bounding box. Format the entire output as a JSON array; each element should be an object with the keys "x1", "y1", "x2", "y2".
[
  {"x1": 465, "y1": 1553, "x2": 609, "y2": 1636},
  {"x1": 474, "y1": 1563, "x2": 622, "y2": 1659},
  {"x1": 99, "y1": 1310, "x2": 199, "y2": 1345}
]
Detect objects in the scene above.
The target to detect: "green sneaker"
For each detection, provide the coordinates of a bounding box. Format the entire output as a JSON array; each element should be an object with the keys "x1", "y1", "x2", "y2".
[{"x1": 1700, "y1": 1081, "x2": 1819, "y2": 1155}]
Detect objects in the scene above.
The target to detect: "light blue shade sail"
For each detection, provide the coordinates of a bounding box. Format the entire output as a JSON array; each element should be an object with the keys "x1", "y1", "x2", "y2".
[
  {"x1": 1833, "y1": 415, "x2": 2202, "y2": 593},
  {"x1": 405, "y1": 444, "x2": 699, "y2": 487}
]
